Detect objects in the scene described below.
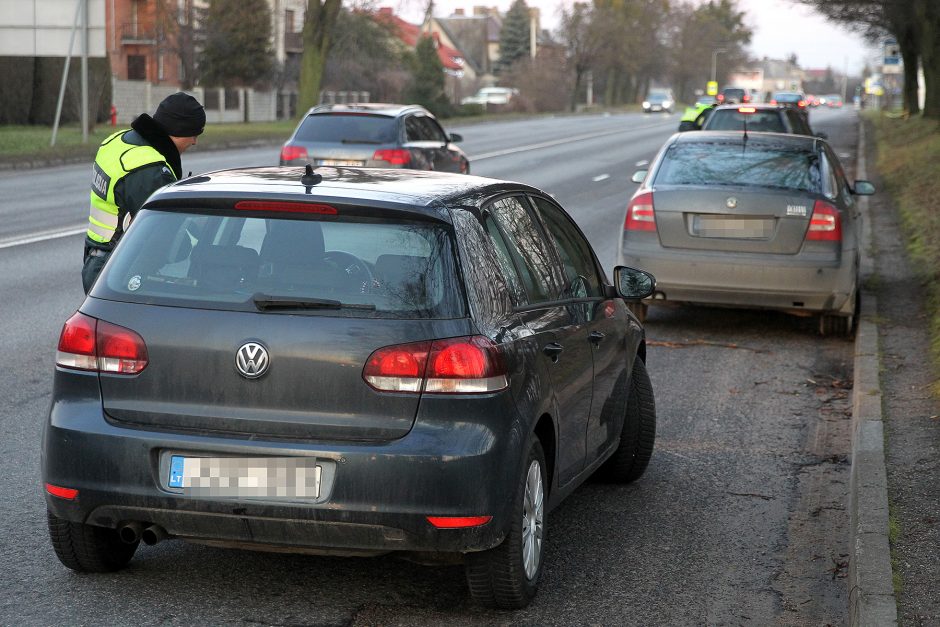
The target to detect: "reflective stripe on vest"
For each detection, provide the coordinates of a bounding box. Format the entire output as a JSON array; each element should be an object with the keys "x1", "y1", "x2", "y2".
[{"x1": 87, "y1": 130, "x2": 173, "y2": 244}]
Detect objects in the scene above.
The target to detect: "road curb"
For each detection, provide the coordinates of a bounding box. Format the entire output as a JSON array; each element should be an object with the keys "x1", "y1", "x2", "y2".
[{"x1": 848, "y1": 119, "x2": 898, "y2": 626}]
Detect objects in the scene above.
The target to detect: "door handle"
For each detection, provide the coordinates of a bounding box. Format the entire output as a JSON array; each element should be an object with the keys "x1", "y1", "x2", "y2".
[
  {"x1": 589, "y1": 331, "x2": 605, "y2": 345},
  {"x1": 542, "y1": 343, "x2": 564, "y2": 361}
]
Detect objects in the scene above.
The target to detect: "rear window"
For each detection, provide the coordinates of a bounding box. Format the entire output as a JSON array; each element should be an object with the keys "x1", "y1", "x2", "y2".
[
  {"x1": 773, "y1": 92, "x2": 801, "y2": 103},
  {"x1": 293, "y1": 114, "x2": 398, "y2": 144},
  {"x1": 95, "y1": 210, "x2": 466, "y2": 319},
  {"x1": 705, "y1": 110, "x2": 786, "y2": 133},
  {"x1": 654, "y1": 141, "x2": 821, "y2": 192}
]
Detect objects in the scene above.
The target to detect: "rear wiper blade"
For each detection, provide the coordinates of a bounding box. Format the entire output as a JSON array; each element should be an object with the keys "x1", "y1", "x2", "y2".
[
  {"x1": 251, "y1": 294, "x2": 376, "y2": 311},
  {"x1": 340, "y1": 138, "x2": 382, "y2": 144}
]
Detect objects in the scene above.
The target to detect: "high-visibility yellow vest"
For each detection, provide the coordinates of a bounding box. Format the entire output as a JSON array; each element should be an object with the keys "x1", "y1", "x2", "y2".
[{"x1": 87, "y1": 130, "x2": 174, "y2": 244}]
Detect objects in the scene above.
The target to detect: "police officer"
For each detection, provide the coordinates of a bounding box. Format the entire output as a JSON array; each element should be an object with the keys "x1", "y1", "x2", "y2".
[{"x1": 82, "y1": 92, "x2": 206, "y2": 293}]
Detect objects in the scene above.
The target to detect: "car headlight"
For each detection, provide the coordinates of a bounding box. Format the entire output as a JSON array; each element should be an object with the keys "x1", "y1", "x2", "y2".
[
  {"x1": 663, "y1": 101, "x2": 673, "y2": 108},
  {"x1": 642, "y1": 101, "x2": 650, "y2": 108}
]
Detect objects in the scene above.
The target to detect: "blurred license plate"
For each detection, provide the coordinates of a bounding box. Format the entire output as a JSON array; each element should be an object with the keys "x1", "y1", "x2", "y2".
[
  {"x1": 317, "y1": 159, "x2": 364, "y2": 166},
  {"x1": 693, "y1": 215, "x2": 772, "y2": 239},
  {"x1": 168, "y1": 456, "x2": 321, "y2": 499}
]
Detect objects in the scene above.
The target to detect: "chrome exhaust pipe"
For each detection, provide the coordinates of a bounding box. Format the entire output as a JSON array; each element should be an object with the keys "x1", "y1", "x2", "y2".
[
  {"x1": 118, "y1": 521, "x2": 143, "y2": 544},
  {"x1": 141, "y1": 524, "x2": 168, "y2": 546}
]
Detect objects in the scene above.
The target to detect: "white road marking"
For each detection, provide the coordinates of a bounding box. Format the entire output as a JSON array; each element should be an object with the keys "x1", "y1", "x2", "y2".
[
  {"x1": 592, "y1": 174, "x2": 610, "y2": 182},
  {"x1": 467, "y1": 122, "x2": 669, "y2": 161},
  {"x1": 0, "y1": 226, "x2": 86, "y2": 250}
]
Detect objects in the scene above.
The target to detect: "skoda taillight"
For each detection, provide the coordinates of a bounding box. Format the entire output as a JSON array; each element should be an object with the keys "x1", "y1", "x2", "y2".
[
  {"x1": 56, "y1": 312, "x2": 149, "y2": 374},
  {"x1": 625, "y1": 192, "x2": 656, "y2": 231},
  {"x1": 806, "y1": 200, "x2": 842, "y2": 242},
  {"x1": 362, "y1": 336, "x2": 507, "y2": 394}
]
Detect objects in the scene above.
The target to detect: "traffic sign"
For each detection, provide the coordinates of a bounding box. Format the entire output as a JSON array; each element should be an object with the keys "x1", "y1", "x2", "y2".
[{"x1": 706, "y1": 81, "x2": 718, "y2": 96}]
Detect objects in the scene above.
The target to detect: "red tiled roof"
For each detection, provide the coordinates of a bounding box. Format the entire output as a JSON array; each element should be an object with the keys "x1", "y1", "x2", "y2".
[{"x1": 374, "y1": 8, "x2": 464, "y2": 71}]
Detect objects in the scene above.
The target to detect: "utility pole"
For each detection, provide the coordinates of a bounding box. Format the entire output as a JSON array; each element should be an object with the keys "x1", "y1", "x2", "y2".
[{"x1": 711, "y1": 48, "x2": 726, "y2": 84}]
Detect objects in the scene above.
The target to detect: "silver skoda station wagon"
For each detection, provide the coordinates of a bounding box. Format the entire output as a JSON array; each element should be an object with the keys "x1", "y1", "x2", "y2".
[{"x1": 44, "y1": 166, "x2": 656, "y2": 609}]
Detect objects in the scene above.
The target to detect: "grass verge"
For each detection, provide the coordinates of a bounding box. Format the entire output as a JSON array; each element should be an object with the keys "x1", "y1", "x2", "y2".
[
  {"x1": 869, "y1": 112, "x2": 940, "y2": 395},
  {"x1": 0, "y1": 120, "x2": 298, "y2": 167}
]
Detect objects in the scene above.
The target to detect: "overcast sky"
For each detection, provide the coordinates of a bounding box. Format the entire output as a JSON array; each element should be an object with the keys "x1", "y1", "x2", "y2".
[{"x1": 379, "y1": 0, "x2": 880, "y2": 76}]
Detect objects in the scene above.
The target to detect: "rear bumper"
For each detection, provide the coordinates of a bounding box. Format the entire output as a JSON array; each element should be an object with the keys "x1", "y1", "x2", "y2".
[
  {"x1": 42, "y1": 371, "x2": 524, "y2": 554},
  {"x1": 620, "y1": 247, "x2": 856, "y2": 314}
]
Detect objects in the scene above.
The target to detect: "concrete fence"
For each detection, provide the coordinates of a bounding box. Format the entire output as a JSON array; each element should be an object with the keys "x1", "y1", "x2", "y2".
[{"x1": 112, "y1": 79, "x2": 284, "y2": 125}]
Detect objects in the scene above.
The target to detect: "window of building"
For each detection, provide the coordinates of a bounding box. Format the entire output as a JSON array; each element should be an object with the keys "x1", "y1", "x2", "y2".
[{"x1": 127, "y1": 55, "x2": 146, "y2": 80}]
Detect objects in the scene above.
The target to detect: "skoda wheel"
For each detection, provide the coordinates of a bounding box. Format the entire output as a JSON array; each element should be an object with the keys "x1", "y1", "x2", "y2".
[
  {"x1": 466, "y1": 439, "x2": 547, "y2": 609},
  {"x1": 597, "y1": 358, "x2": 656, "y2": 483},
  {"x1": 47, "y1": 510, "x2": 138, "y2": 572}
]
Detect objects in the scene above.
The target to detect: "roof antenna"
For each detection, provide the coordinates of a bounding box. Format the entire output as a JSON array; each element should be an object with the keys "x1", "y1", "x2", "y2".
[{"x1": 301, "y1": 163, "x2": 322, "y2": 187}]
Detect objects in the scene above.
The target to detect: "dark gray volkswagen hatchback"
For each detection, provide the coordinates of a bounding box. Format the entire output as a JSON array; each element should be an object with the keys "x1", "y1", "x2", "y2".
[{"x1": 43, "y1": 166, "x2": 656, "y2": 609}]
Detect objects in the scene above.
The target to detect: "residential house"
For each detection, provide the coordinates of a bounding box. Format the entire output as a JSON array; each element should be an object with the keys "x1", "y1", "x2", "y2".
[
  {"x1": 374, "y1": 8, "x2": 471, "y2": 104},
  {"x1": 108, "y1": 0, "x2": 303, "y2": 123}
]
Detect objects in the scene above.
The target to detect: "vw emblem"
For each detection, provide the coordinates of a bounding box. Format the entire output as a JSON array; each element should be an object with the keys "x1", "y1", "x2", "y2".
[
  {"x1": 726, "y1": 197, "x2": 738, "y2": 208},
  {"x1": 235, "y1": 342, "x2": 270, "y2": 379}
]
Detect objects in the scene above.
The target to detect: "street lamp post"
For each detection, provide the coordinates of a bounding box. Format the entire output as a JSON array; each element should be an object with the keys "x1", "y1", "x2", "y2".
[{"x1": 711, "y1": 48, "x2": 727, "y2": 85}]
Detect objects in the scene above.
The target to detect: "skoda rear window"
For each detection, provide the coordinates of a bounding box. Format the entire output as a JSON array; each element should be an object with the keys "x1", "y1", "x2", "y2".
[
  {"x1": 294, "y1": 114, "x2": 398, "y2": 144},
  {"x1": 654, "y1": 142, "x2": 821, "y2": 192},
  {"x1": 94, "y1": 210, "x2": 466, "y2": 319}
]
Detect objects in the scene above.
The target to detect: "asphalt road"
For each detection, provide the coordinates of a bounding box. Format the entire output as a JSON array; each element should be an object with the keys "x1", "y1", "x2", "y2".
[{"x1": 0, "y1": 107, "x2": 860, "y2": 625}]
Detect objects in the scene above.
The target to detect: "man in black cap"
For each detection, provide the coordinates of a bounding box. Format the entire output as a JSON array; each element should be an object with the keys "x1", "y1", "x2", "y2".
[{"x1": 82, "y1": 92, "x2": 206, "y2": 293}]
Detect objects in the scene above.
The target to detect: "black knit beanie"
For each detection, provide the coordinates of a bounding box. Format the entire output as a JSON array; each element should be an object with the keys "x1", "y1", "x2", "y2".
[{"x1": 153, "y1": 92, "x2": 206, "y2": 137}]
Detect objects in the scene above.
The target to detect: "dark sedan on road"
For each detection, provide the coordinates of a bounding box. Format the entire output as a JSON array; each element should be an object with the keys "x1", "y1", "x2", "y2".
[
  {"x1": 619, "y1": 131, "x2": 874, "y2": 335},
  {"x1": 279, "y1": 103, "x2": 470, "y2": 174},
  {"x1": 44, "y1": 166, "x2": 656, "y2": 609},
  {"x1": 701, "y1": 104, "x2": 820, "y2": 137}
]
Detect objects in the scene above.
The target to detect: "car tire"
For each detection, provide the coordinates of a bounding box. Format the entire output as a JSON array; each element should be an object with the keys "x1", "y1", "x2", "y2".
[
  {"x1": 596, "y1": 358, "x2": 656, "y2": 483},
  {"x1": 47, "y1": 510, "x2": 138, "y2": 572},
  {"x1": 626, "y1": 301, "x2": 648, "y2": 323},
  {"x1": 465, "y1": 439, "x2": 547, "y2": 609},
  {"x1": 818, "y1": 313, "x2": 853, "y2": 337}
]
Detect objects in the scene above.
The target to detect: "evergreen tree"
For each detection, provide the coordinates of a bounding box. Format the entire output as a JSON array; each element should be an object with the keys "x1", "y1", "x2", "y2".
[
  {"x1": 199, "y1": 0, "x2": 273, "y2": 87},
  {"x1": 496, "y1": 0, "x2": 531, "y2": 75},
  {"x1": 403, "y1": 36, "x2": 452, "y2": 117}
]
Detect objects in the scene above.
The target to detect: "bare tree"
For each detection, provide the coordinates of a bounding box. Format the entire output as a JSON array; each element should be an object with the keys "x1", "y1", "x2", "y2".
[{"x1": 298, "y1": 0, "x2": 343, "y2": 114}]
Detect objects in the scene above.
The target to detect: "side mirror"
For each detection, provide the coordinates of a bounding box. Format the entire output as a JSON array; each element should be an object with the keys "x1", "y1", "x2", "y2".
[
  {"x1": 631, "y1": 170, "x2": 648, "y2": 184},
  {"x1": 614, "y1": 266, "x2": 656, "y2": 300},
  {"x1": 634, "y1": 160, "x2": 649, "y2": 168},
  {"x1": 853, "y1": 180, "x2": 875, "y2": 195},
  {"x1": 448, "y1": 132, "x2": 463, "y2": 143}
]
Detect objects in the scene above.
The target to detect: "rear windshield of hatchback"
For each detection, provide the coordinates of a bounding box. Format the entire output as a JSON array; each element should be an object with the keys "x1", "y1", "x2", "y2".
[
  {"x1": 95, "y1": 210, "x2": 467, "y2": 319},
  {"x1": 654, "y1": 141, "x2": 821, "y2": 192},
  {"x1": 704, "y1": 110, "x2": 787, "y2": 132},
  {"x1": 773, "y1": 92, "x2": 802, "y2": 103},
  {"x1": 293, "y1": 114, "x2": 398, "y2": 144}
]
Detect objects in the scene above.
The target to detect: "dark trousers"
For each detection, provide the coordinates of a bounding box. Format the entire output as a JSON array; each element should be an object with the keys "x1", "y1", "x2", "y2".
[{"x1": 82, "y1": 246, "x2": 110, "y2": 294}]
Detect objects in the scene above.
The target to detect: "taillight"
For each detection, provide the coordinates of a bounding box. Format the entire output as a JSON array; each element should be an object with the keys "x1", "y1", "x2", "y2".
[
  {"x1": 738, "y1": 107, "x2": 756, "y2": 114},
  {"x1": 362, "y1": 336, "x2": 507, "y2": 394},
  {"x1": 770, "y1": 99, "x2": 778, "y2": 105},
  {"x1": 363, "y1": 340, "x2": 430, "y2": 392},
  {"x1": 743, "y1": 93, "x2": 751, "y2": 103},
  {"x1": 798, "y1": 100, "x2": 807, "y2": 108},
  {"x1": 56, "y1": 312, "x2": 149, "y2": 374},
  {"x1": 56, "y1": 312, "x2": 97, "y2": 370},
  {"x1": 716, "y1": 94, "x2": 725, "y2": 103},
  {"x1": 280, "y1": 145, "x2": 308, "y2": 162},
  {"x1": 234, "y1": 201, "x2": 337, "y2": 215},
  {"x1": 624, "y1": 192, "x2": 656, "y2": 231},
  {"x1": 806, "y1": 200, "x2": 842, "y2": 242},
  {"x1": 372, "y1": 149, "x2": 411, "y2": 166}
]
